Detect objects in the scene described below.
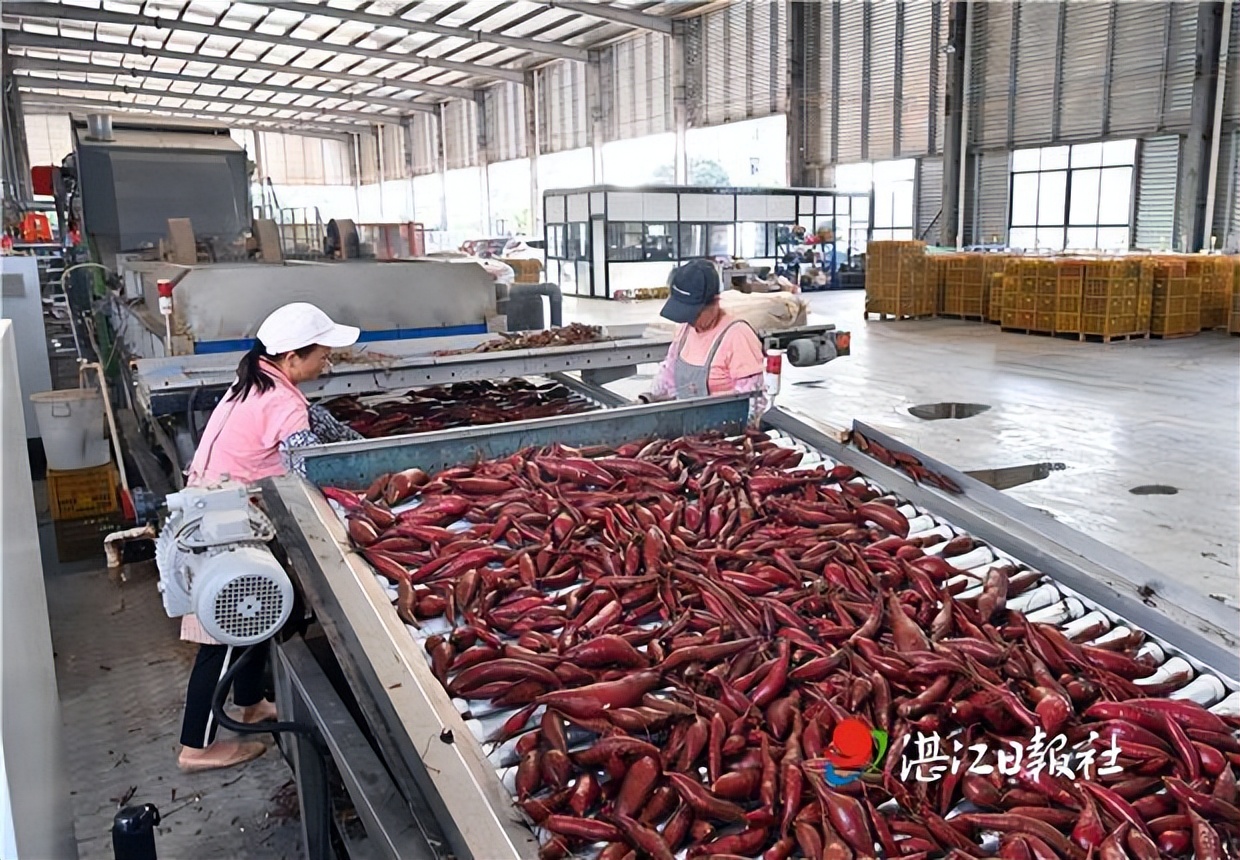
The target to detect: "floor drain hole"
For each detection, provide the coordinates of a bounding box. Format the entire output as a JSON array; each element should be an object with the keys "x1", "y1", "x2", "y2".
[
  {"x1": 909, "y1": 402, "x2": 991, "y2": 421},
  {"x1": 1129, "y1": 485, "x2": 1178, "y2": 495}
]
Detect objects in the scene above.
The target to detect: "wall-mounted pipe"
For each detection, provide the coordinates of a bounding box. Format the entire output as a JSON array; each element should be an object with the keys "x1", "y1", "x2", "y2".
[
  {"x1": 1203, "y1": 0, "x2": 1233, "y2": 249},
  {"x1": 956, "y1": 0, "x2": 975, "y2": 251}
]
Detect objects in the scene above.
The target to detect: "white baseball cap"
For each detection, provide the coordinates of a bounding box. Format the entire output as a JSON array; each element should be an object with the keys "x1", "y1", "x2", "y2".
[{"x1": 256, "y1": 303, "x2": 360, "y2": 355}]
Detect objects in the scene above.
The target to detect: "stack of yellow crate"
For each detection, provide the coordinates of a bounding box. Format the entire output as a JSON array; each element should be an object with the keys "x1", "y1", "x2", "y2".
[
  {"x1": 1150, "y1": 257, "x2": 1202, "y2": 337},
  {"x1": 1137, "y1": 258, "x2": 1157, "y2": 333},
  {"x1": 987, "y1": 272, "x2": 1004, "y2": 323},
  {"x1": 943, "y1": 253, "x2": 1007, "y2": 320},
  {"x1": 864, "y1": 241, "x2": 935, "y2": 319},
  {"x1": 927, "y1": 254, "x2": 951, "y2": 315},
  {"x1": 1001, "y1": 257, "x2": 1057, "y2": 332},
  {"x1": 1227, "y1": 257, "x2": 1240, "y2": 335},
  {"x1": 1198, "y1": 256, "x2": 1237, "y2": 330},
  {"x1": 1076, "y1": 257, "x2": 1145, "y2": 341},
  {"x1": 1053, "y1": 259, "x2": 1085, "y2": 335}
]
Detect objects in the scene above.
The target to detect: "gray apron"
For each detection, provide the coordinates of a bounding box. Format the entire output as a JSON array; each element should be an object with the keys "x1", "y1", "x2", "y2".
[{"x1": 672, "y1": 319, "x2": 753, "y2": 398}]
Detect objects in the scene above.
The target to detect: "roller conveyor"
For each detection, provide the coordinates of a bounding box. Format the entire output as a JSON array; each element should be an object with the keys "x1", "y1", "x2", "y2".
[
  {"x1": 259, "y1": 398, "x2": 1240, "y2": 860},
  {"x1": 130, "y1": 324, "x2": 670, "y2": 418}
]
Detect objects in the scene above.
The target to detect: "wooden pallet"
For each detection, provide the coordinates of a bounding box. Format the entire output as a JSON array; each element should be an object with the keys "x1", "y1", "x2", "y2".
[
  {"x1": 1000, "y1": 327, "x2": 1056, "y2": 338},
  {"x1": 1071, "y1": 332, "x2": 1151, "y2": 344},
  {"x1": 864, "y1": 312, "x2": 936, "y2": 321},
  {"x1": 1150, "y1": 331, "x2": 1200, "y2": 339},
  {"x1": 938, "y1": 313, "x2": 987, "y2": 322}
]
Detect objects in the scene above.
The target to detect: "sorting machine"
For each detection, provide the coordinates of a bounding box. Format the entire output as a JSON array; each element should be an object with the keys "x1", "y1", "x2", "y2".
[
  {"x1": 187, "y1": 396, "x2": 1239, "y2": 860},
  {"x1": 122, "y1": 324, "x2": 670, "y2": 492}
]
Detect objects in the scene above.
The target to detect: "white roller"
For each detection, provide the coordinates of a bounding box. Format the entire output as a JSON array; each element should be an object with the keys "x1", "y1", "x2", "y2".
[
  {"x1": 1088, "y1": 626, "x2": 1136, "y2": 649},
  {"x1": 1025, "y1": 598, "x2": 1086, "y2": 626},
  {"x1": 1209, "y1": 691, "x2": 1240, "y2": 716},
  {"x1": 946, "y1": 546, "x2": 995, "y2": 570},
  {"x1": 905, "y1": 515, "x2": 936, "y2": 534},
  {"x1": 914, "y1": 525, "x2": 957, "y2": 547},
  {"x1": 1006, "y1": 583, "x2": 1062, "y2": 614},
  {"x1": 1168, "y1": 675, "x2": 1227, "y2": 707},
  {"x1": 1134, "y1": 656, "x2": 1193, "y2": 688},
  {"x1": 1136, "y1": 641, "x2": 1166, "y2": 665},
  {"x1": 1062, "y1": 610, "x2": 1111, "y2": 641}
]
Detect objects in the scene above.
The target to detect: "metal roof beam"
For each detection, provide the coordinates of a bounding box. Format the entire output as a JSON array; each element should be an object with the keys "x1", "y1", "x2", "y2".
[
  {"x1": 17, "y1": 77, "x2": 393, "y2": 126},
  {"x1": 267, "y1": 0, "x2": 589, "y2": 62},
  {"x1": 18, "y1": 96, "x2": 357, "y2": 141},
  {"x1": 535, "y1": 1, "x2": 672, "y2": 34},
  {"x1": 1, "y1": 2, "x2": 528, "y2": 84},
  {"x1": 4, "y1": 30, "x2": 470, "y2": 100},
  {"x1": 10, "y1": 56, "x2": 437, "y2": 115}
]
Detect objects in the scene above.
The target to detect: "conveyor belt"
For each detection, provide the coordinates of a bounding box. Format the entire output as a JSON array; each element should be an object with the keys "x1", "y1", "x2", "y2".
[
  {"x1": 262, "y1": 399, "x2": 1239, "y2": 860},
  {"x1": 315, "y1": 376, "x2": 608, "y2": 439}
]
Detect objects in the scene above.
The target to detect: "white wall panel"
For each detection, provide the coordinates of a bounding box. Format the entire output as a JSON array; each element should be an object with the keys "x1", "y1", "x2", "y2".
[{"x1": 607, "y1": 192, "x2": 644, "y2": 220}]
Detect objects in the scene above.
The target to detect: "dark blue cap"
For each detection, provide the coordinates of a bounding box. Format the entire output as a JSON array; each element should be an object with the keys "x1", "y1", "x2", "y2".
[{"x1": 661, "y1": 259, "x2": 720, "y2": 324}]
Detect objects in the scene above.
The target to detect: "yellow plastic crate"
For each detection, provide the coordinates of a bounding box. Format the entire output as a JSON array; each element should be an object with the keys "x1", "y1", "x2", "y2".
[{"x1": 46, "y1": 464, "x2": 120, "y2": 521}]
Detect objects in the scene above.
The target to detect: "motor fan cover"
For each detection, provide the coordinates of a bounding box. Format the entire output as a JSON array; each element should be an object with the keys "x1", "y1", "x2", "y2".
[{"x1": 192, "y1": 545, "x2": 293, "y2": 647}]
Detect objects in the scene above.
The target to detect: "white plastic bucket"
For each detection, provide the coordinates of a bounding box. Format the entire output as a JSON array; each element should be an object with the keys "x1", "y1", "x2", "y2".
[{"x1": 29, "y1": 389, "x2": 112, "y2": 471}]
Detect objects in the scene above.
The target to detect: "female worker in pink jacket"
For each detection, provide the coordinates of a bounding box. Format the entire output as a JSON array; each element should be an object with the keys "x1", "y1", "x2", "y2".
[{"x1": 178, "y1": 303, "x2": 361, "y2": 772}]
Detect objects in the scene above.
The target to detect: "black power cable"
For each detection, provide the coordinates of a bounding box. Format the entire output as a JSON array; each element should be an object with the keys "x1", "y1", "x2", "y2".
[{"x1": 209, "y1": 642, "x2": 317, "y2": 739}]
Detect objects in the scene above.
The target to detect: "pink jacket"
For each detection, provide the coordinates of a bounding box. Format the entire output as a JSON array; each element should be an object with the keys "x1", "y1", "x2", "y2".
[{"x1": 181, "y1": 362, "x2": 310, "y2": 645}]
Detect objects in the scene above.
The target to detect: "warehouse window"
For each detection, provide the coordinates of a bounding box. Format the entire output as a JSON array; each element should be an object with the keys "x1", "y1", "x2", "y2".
[
  {"x1": 872, "y1": 160, "x2": 916, "y2": 242},
  {"x1": 1008, "y1": 140, "x2": 1136, "y2": 252}
]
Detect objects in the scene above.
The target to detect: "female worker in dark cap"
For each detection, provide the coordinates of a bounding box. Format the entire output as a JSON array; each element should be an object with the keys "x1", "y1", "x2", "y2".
[{"x1": 638, "y1": 259, "x2": 769, "y2": 414}]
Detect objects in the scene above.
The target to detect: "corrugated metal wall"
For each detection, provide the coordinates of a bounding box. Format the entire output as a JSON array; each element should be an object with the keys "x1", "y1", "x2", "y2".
[
  {"x1": 1215, "y1": 4, "x2": 1239, "y2": 251},
  {"x1": 407, "y1": 112, "x2": 438, "y2": 176},
  {"x1": 812, "y1": 0, "x2": 946, "y2": 169},
  {"x1": 970, "y1": 0, "x2": 1200, "y2": 150},
  {"x1": 537, "y1": 60, "x2": 589, "y2": 154},
  {"x1": 685, "y1": 1, "x2": 787, "y2": 129},
  {"x1": 484, "y1": 81, "x2": 528, "y2": 162},
  {"x1": 916, "y1": 157, "x2": 944, "y2": 241},
  {"x1": 1213, "y1": 129, "x2": 1239, "y2": 252},
  {"x1": 971, "y1": 151, "x2": 1011, "y2": 246},
  {"x1": 602, "y1": 31, "x2": 673, "y2": 140},
  {"x1": 443, "y1": 98, "x2": 480, "y2": 170},
  {"x1": 965, "y1": 0, "x2": 1210, "y2": 249},
  {"x1": 1134, "y1": 135, "x2": 1181, "y2": 250}
]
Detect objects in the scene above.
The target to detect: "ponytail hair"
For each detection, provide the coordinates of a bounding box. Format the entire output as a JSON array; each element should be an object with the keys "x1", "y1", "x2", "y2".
[
  {"x1": 227, "y1": 339, "x2": 320, "y2": 402},
  {"x1": 228, "y1": 341, "x2": 275, "y2": 402}
]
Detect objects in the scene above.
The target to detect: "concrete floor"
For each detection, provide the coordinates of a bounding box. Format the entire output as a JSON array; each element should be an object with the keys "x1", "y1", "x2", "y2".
[
  {"x1": 567, "y1": 289, "x2": 1240, "y2": 623},
  {"x1": 38, "y1": 500, "x2": 303, "y2": 859}
]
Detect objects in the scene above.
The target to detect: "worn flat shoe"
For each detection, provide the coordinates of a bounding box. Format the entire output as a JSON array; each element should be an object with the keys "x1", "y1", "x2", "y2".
[{"x1": 177, "y1": 740, "x2": 266, "y2": 773}]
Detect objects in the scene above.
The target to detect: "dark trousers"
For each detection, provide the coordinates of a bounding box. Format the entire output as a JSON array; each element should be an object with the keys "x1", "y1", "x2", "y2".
[{"x1": 179, "y1": 640, "x2": 269, "y2": 749}]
